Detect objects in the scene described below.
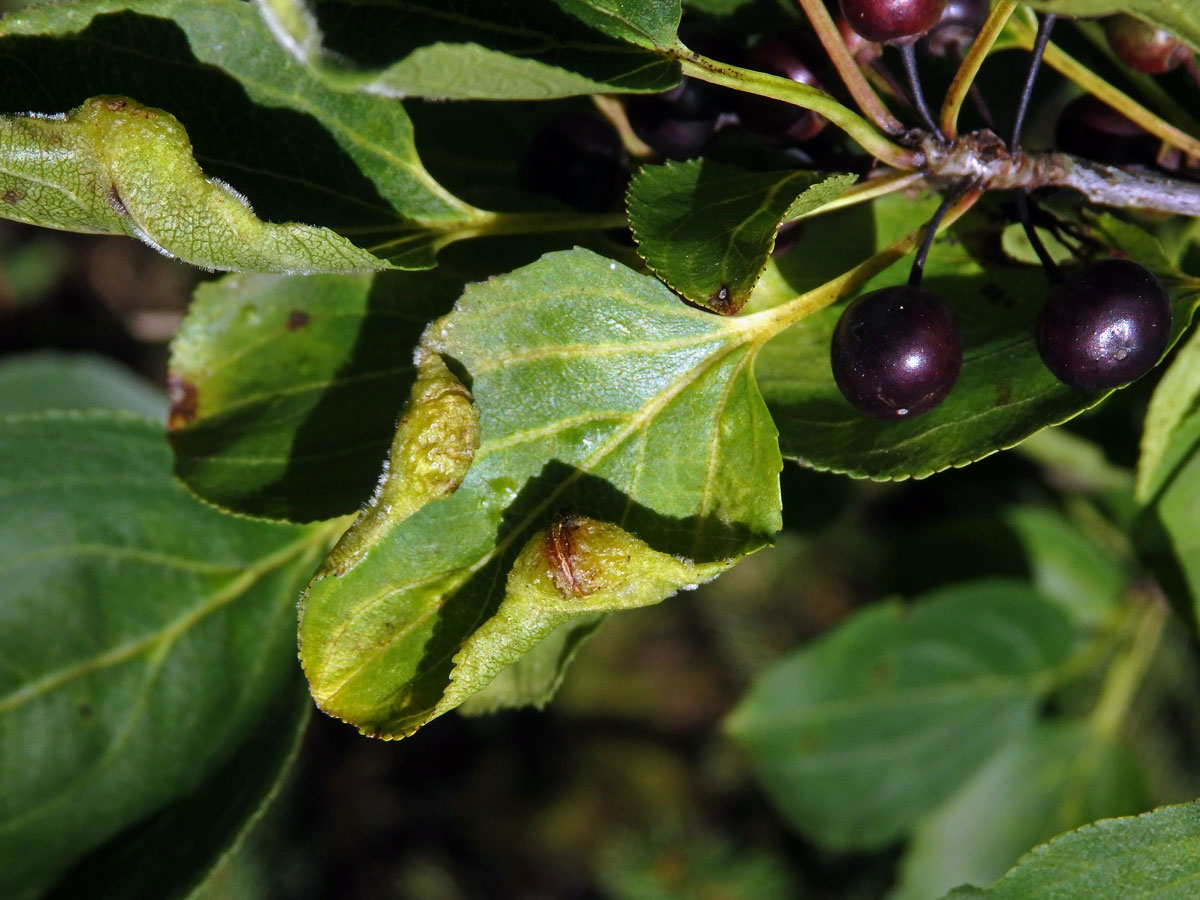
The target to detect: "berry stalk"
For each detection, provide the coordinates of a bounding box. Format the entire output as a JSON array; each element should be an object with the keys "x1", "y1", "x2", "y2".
[
  {"x1": 900, "y1": 41, "x2": 943, "y2": 136},
  {"x1": 908, "y1": 178, "x2": 975, "y2": 287},
  {"x1": 1011, "y1": 12, "x2": 1057, "y2": 149},
  {"x1": 1007, "y1": 10, "x2": 1200, "y2": 159}
]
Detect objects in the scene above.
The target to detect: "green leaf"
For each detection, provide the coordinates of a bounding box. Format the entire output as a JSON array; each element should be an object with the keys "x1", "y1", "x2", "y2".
[
  {"x1": 0, "y1": 352, "x2": 166, "y2": 419},
  {"x1": 40, "y1": 681, "x2": 310, "y2": 900},
  {"x1": 726, "y1": 580, "x2": 1076, "y2": 850},
  {"x1": 884, "y1": 506, "x2": 1128, "y2": 629},
  {"x1": 0, "y1": 0, "x2": 484, "y2": 268},
  {"x1": 300, "y1": 248, "x2": 782, "y2": 738},
  {"x1": 628, "y1": 160, "x2": 856, "y2": 314},
  {"x1": 1025, "y1": 1, "x2": 1200, "y2": 55},
  {"x1": 321, "y1": 347, "x2": 482, "y2": 570},
  {"x1": 437, "y1": 517, "x2": 727, "y2": 717},
  {"x1": 1137, "y1": 325, "x2": 1200, "y2": 504},
  {"x1": 0, "y1": 412, "x2": 328, "y2": 900},
  {"x1": 1149, "y1": 422, "x2": 1200, "y2": 627},
  {"x1": 757, "y1": 201, "x2": 1200, "y2": 479},
  {"x1": 0, "y1": 95, "x2": 386, "y2": 273},
  {"x1": 167, "y1": 269, "x2": 463, "y2": 522},
  {"x1": 1000, "y1": 506, "x2": 1129, "y2": 628},
  {"x1": 939, "y1": 800, "x2": 1200, "y2": 900},
  {"x1": 254, "y1": 0, "x2": 682, "y2": 100},
  {"x1": 456, "y1": 615, "x2": 605, "y2": 716},
  {"x1": 1000, "y1": 222, "x2": 1075, "y2": 268},
  {"x1": 893, "y1": 721, "x2": 1148, "y2": 900}
]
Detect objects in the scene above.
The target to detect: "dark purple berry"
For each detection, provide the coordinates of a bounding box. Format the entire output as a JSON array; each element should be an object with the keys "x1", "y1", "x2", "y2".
[
  {"x1": 518, "y1": 112, "x2": 628, "y2": 212},
  {"x1": 626, "y1": 79, "x2": 720, "y2": 158},
  {"x1": 837, "y1": 13, "x2": 882, "y2": 60},
  {"x1": 1037, "y1": 258, "x2": 1171, "y2": 390},
  {"x1": 624, "y1": 19, "x2": 745, "y2": 158},
  {"x1": 831, "y1": 284, "x2": 963, "y2": 420},
  {"x1": 1105, "y1": 14, "x2": 1191, "y2": 75},
  {"x1": 922, "y1": 0, "x2": 990, "y2": 57},
  {"x1": 1055, "y1": 95, "x2": 1158, "y2": 167},
  {"x1": 736, "y1": 35, "x2": 826, "y2": 144},
  {"x1": 840, "y1": 0, "x2": 948, "y2": 44}
]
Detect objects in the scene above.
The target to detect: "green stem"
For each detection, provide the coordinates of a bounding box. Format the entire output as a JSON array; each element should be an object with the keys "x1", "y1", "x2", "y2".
[
  {"x1": 1090, "y1": 593, "x2": 1168, "y2": 741},
  {"x1": 941, "y1": 0, "x2": 1015, "y2": 139},
  {"x1": 1007, "y1": 10, "x2": 1200, "y2": 159},
  {"x1": 793, "y1": 0, "x2": 905, "y2": 135},
  {"x1": 368, "y1": 210, "x2": 629, "y2": 256},
  {"x1": 679, "y1": 53, "x2": 921, "y2": 169},
  {"x1": 744, "y1": 185, "x2": 982, "y2": 339}
]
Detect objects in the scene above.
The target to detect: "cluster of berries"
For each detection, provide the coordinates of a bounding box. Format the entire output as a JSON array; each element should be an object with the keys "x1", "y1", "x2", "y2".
[
  {"x1": 522, "y1": 2, "x2": 1185, "y2": 421},
  {"x1": 518, "y1": 6, "x2": 981, "y2": 213},
  {"x1": 831, "y1": 0, "x2": 1178, "y2": 420}
]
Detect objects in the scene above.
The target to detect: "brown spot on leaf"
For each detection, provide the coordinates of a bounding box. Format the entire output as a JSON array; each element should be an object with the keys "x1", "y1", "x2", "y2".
[
  {"x1": 702, "y1": 284, "x2": 746, "y2": 316},
  {"x1": 287, "y1": 310, "x2": 311, "y2": 331},
  {"x1": 542, "y1": 515, "x2": 598, "y2": 598},
  {"x1": 996, "y1": 382, "x2": 1013, "y2": 406},
  {"x1": 105, "y1": 98, "x2": 127, "y2": 111},
  {"x1": 79, "y1": 703, "x2": 94, "y2": 718},
  {"x1": 3, "y1": 190, "x2": 21, "y2": 205},
  {"x1": 167, "y1": 376, "x2": 199, "y2": 431},
  {"x1": 106, "y1": 188, "x2": 128, "y2": 217}
]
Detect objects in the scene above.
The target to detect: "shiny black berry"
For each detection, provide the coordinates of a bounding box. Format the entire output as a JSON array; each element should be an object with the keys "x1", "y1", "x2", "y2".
[
  {"x1": 1036, "y1": 258, "x2": 1172, "y2": 390},
  {"x1": 518, "y1": 112, "x2": 628, "y2": 212},
  {"x1": 1105, "y1": 14, "x2": 1191, "y2": 75},
  {"x1": 922, "y1": 0, "x2": 990, "y2": 57},
  {"x1": 831, "y1": 284, "x2": 963, "y2": 420},
  {"x1": 1054, "y1": 95, "x2": 1158, "y2": 167},
  {"x1": 626, "y1": 80, "x2": 721, "y2": 159},
  {"x1": 735, "y1": 35, "x2": 826, "y2": 144},
  {"x1": 840, "y1": 0, "x2": 948, "y2": 44}
]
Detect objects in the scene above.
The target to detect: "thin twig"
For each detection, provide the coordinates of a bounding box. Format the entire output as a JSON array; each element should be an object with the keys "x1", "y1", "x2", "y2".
[{"x1": 922, "y1": 133, "x2": 1200, "y2": 217}]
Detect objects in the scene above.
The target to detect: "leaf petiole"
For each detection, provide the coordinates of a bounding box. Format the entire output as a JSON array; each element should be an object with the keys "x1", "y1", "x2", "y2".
[{"x1": 678, "y1": 52, "x2": 921, "y2": 169}]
